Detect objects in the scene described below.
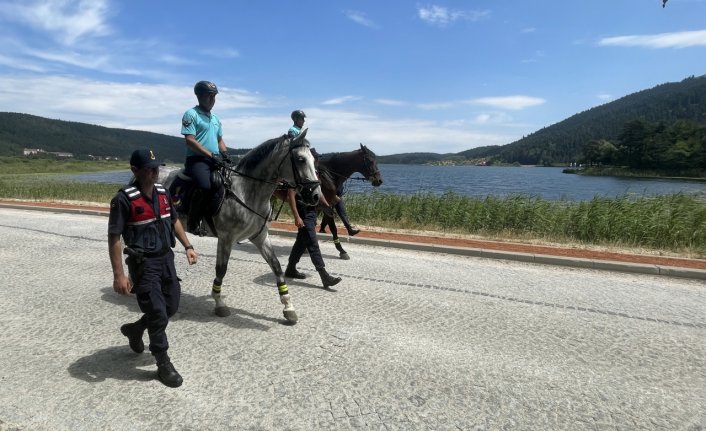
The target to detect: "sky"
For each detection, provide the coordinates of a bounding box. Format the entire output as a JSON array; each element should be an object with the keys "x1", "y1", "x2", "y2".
[{"x1": 0, "y1": 0, "x2": 705, "y2": 156}]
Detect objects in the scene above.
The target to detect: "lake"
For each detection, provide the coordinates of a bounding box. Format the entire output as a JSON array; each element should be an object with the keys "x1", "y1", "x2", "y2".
[{"x1": 61, "y1": 164, "x2": 705, "y2": 201}]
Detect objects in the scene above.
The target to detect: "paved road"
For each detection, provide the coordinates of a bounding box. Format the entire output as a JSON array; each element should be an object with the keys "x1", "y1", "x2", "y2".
[{"x1": 0, "y1": 208, "x2": 705, "y2": 431}]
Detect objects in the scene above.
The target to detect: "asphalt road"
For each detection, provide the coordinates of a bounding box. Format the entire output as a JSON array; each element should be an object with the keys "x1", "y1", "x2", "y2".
[{"x1": 0, "y1": 208, "x2": 705, "y2": 431}]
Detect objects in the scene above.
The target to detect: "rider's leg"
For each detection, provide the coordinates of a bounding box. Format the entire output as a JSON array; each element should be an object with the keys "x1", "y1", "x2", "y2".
[
  {"x1": 334, "y1": 199, "x2": 359, "y2": 236},
  {"x1": 184, "y1": 156, "x2": 212, "y2": 234}
]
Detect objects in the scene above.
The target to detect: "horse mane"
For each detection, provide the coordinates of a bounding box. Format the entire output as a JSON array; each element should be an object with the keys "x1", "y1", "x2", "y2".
[
  {"x1": 236, "y1": 135, "x2": 287, "y2": 171},
  {"x1": 317, "y1": 165, "x2": 337, "y2": 192}
]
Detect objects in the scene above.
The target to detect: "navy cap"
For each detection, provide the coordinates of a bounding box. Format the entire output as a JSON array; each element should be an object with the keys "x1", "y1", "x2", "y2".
[{"x1": 130, "y1": 149, "x2": 164, "y2": 168}]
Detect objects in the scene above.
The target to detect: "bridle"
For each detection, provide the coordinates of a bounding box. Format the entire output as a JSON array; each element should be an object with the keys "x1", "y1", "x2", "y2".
[{"x1": 219, "y1": 137, "x2": 320, "y2": 221}]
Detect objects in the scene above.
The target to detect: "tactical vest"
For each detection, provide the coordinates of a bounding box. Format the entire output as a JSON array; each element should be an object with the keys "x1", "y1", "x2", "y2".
[{"x1": 121, "y1": 183, "x2": 175, "y2": 255}]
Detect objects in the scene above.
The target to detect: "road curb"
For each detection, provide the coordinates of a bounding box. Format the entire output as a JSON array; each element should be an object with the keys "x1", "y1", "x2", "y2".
[{"x1": 2, "y1": 201, "x2": 705, "y2": 281}]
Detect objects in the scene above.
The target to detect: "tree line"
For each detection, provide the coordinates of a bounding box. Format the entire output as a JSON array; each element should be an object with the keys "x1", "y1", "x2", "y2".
[{"x1": 580, "y1": 119, "x2": 706, "y2": 174}]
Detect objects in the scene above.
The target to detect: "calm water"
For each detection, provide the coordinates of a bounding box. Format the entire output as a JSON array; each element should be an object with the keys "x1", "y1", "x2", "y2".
[{"x1": 62, "y1": 165, "x2": 705, "y2": 201}]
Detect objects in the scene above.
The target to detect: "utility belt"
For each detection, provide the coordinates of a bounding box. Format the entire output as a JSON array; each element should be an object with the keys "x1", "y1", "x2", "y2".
[{"x1": 123, "y1": 247, "x2": 169, "y2": 283}]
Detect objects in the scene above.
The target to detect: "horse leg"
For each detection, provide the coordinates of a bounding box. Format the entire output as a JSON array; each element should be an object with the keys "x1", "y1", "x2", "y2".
[
  {"x1": 328, "y1": 221, "x2": 350, "y2": 260},
  {"x1": 212, "y1": 236, "x2": 235, "y2": 317},
  {"x1": 252, "y1": 232, "x2": 298, "y2": 324}
]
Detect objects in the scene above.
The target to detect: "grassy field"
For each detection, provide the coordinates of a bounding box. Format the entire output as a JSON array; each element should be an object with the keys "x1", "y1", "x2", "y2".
[{"x1": 1, "y1": 158, "x2": 705, "y2": 258}]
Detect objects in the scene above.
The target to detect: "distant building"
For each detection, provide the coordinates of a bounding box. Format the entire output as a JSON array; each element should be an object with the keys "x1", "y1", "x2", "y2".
[{"x1": 23, "y1": 148, "x2": 73, "y2": 158}]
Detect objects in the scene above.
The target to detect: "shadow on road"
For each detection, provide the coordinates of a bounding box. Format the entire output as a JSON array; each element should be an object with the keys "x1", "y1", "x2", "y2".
[{"x1": 67, "y1": 346, "x2": 155, "y2": 383}]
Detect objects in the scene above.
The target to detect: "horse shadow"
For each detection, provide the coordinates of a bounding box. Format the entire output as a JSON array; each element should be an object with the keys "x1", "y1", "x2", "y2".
[
  {"x1": 67, "y1": 346, "x2": 155, "y2": 383},
  {"x1": 100, "y1": 286, "x2": 280, "y2": 331}
]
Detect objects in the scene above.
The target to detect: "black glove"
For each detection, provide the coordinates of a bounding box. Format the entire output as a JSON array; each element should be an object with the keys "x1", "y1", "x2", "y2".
[{"x1": 221, "y1": 151, "x2": 232, "y2": 164}]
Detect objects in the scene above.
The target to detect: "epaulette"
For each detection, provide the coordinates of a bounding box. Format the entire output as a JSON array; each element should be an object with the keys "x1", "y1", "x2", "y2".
[
  {"x1": 121, "y1": 184, "x2": 167, "y2": 200},
  {"x1": 121, "y1": 185, "x2": 141, "y2": 200}
]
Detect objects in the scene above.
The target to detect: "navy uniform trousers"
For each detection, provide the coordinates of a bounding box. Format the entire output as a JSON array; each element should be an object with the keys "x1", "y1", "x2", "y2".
[
  {"x1": 128, "y1": 250, "x2": 181, "y2": 354},
  {"x1": 288, "y1": 202, "x2": 326, "y2": 270}
]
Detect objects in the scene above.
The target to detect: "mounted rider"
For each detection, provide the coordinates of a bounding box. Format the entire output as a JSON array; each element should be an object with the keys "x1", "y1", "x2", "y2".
[
  {"x1": 288, "y1": 110, "x2": 306, "y2": 138},
  {"x1": 180, "y1": 80, "x2": 231, "y2": 234}
]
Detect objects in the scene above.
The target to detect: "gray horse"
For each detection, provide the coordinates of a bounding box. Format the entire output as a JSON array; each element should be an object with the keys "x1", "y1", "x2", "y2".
[{"x1": 162, "y1": 130, "x2": 320, "y2": 323}]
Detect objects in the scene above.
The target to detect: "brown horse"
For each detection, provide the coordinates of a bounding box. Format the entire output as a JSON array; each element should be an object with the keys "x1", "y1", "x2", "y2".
[
  {"x1": 315, "y1": 144, "x2": 383, "y2": 259},
  {"x1": 273, "y1": 143, "x2": 383, "y2": 258}
]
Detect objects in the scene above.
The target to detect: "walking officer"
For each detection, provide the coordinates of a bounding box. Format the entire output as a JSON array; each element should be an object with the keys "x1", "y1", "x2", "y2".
[{"x1": 108, "y1": 149, "x2": 198, "y2": 388}]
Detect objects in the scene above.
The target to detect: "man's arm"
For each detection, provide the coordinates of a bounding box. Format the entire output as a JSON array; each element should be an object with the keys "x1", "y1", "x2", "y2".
[
  {"x1": 184, "y1": 135, "x2": 214, "y2": 158},
  {"x1": 108, "y1": 233, "x2": 131, "y2": 295},
  {"x1": 287, "y1": 188, "x2": 304, "y2": 228},
  {"x1": 173, "y1": 218, "x2": 198, "y2": 265},
  {"x1": 218, "y1": 136, "x2": 228, "y2": 155}
]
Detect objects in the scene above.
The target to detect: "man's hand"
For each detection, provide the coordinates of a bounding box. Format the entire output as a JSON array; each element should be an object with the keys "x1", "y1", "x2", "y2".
[
  {"x1": 186, "y1": 248, "x2": 198, "y2": 265},
  {"x1": 113, "y1": 273, "x2": 132, "y2": 295}
]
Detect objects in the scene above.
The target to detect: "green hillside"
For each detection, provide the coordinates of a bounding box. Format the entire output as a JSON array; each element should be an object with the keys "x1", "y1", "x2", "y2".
[
  {"x1": 0, "y1": 112, "x2": 189, "y2": 162},
  {"x1": 494, "y1": 75, "x2": 706, "y2": 165}
]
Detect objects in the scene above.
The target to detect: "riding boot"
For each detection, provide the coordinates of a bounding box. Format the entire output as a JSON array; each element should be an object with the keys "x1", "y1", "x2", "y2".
[
  {"x1": 285, "y1": 264, "x2": 306, "y2": 279},
  {"x1": 155, "y1": 352, "x2": 183, "y2": 388},
  {"x1": 318, "y1": 268, "x2": 341, "y2": 288},
  {"x1": 187, "y1": 191, "x2": 206, "y2": 235}
]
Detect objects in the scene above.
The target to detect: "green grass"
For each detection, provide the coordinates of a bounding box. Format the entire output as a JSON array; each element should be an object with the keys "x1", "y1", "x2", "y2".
[
  {"x1": 1, "y1": 157, "x2": 705, "y2": 258},
  {"x1": 339, "y1": 191, "x2": 706, "y2": 257},
  {"x1": 0, "y1": 156, "x2": 126, "y2": 174}
]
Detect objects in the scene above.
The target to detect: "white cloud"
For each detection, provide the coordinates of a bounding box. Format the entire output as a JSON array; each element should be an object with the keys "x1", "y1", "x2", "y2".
[
  {"x1": 599, "y1": 29, "x2": 706, "y2": 49},
  {"x1": 0, "y1": 0, "x2": 112, "y2": 46},
  {"x1": 374, "y1": 98, "x2": 407, "y2": 106},
  {"x1": 321, "y1": 95, "x2": 361, "y2": 105},
  {"x1": 416, "y1": 101, "x2": 454, "y2": 110},
  {"x1": 0, "y1": 74, "x2": 530, "y2": 155},
  {"x1": 417, "y1": 5, "x2": 490, "y2": 27},
  {"x1": 468, "y1": 96, "x2": 545, "y2": 110},
  {"x1": 597, "y1": 94, "x2": 612, "y2": 101},
  {"x1": 344, "y1": 10, "x2": 378, "y2": 28}
]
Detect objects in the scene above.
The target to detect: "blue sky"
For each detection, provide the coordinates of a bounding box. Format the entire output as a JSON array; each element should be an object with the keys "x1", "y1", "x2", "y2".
[{"x1": 0, "y1": 0, "x2": 705, "y2": 155}]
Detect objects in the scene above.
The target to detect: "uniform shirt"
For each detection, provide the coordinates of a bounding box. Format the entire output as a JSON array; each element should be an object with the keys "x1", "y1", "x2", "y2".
[
  {"x1": 181, "y1": 106, "x2": 223, "y2": 157},
  {"x1": 108, "y1": 185, "x2": 177, "y2": 254},
  {"x1": 288, "y1": 125, "x2": 301, "y2": 138}
]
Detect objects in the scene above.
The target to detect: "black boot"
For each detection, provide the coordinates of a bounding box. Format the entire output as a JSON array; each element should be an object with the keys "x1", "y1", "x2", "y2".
[
  {"x1": 187, "y1": 191, "x2": 206, "y2": 235},
  {"x1": 318, "y1": 268, "x2": 341, "y2": 288},
  {"x1": 285, "y1": 265, "x2": 306, "y2": 279},
  {"x1": 347, "y1": 227, "x2": 360, "y2": 236},
  {"x1": 155, "y1": 353, "x2": 183, "y2": 388},
  {"x1": 120, "y1": 322, "x2": 145, "y2": 353}
]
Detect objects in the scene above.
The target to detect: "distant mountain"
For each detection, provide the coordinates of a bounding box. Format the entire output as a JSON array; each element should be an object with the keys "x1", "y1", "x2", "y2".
[
  {"x1": 492, "y1": 75, "x2": 706, "y2": 165},
  {"x1": 381, "y1": 75, "x2": 706, "y2": 165},
  {"x1": 0, "y1": 112, "x2": 245, "y2": 163}
]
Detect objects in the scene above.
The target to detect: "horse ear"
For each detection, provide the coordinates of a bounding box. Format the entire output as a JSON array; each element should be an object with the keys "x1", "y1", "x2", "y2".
[
  {"x1": 297, "y1": 128, "x2": 308, "y2": 141},
  {"x1": 360, "y1": 143, "x2": 364, "y2": 150}
]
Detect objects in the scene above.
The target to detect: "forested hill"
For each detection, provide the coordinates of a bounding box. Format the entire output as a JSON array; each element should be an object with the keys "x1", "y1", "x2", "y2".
[
  {"x1": 492, "y1": 75, "x2": 706, "y2": 165},
  {"x1": 0, "y1": 112, "x2": 188, "y2": 162}
]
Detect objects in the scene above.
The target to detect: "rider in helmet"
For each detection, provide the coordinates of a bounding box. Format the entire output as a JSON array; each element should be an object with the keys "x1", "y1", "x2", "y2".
[
  {"x1": 180, "y1": 80, "x2": 230, "y2": 234},
  {"x1": 288, "y1": 110, "x2": 306, "y2": 138}
]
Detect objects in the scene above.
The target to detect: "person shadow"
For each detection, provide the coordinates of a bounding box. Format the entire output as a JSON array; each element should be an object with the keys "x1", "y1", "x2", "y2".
[{"x1": 67, "y1": 346, "x2": 155, "y2": 383}]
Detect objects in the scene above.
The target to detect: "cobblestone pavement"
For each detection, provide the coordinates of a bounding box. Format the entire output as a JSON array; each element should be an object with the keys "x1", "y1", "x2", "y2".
[{"x1": 0, "y1": 208, "x2": 705, "y2": 431}]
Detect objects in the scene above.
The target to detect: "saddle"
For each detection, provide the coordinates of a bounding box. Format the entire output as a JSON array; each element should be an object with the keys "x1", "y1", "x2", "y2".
[{"x1": 169, "y1": 167, "x2": 229, "y2": 236}]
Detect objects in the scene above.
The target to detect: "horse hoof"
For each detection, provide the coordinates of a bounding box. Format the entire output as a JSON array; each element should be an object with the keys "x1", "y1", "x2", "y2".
[
  {"x1": 215, "y1": 306, "x2": 231, "y2": 317},
  {"x1": 339, "y1": 252, "x2": 350, "y2": 260},
  {"x1": 283, "y1": 309, "x2": 298, "y2": 323}
]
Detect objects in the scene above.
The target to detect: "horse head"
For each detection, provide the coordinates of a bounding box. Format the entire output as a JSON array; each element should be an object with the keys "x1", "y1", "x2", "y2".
[
  {"x1": 359, "y1": 143, "x2": 383, "y2": 187},
  {"x1": 284, "y1": 129, "x2": 322, "y2": 206}
]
